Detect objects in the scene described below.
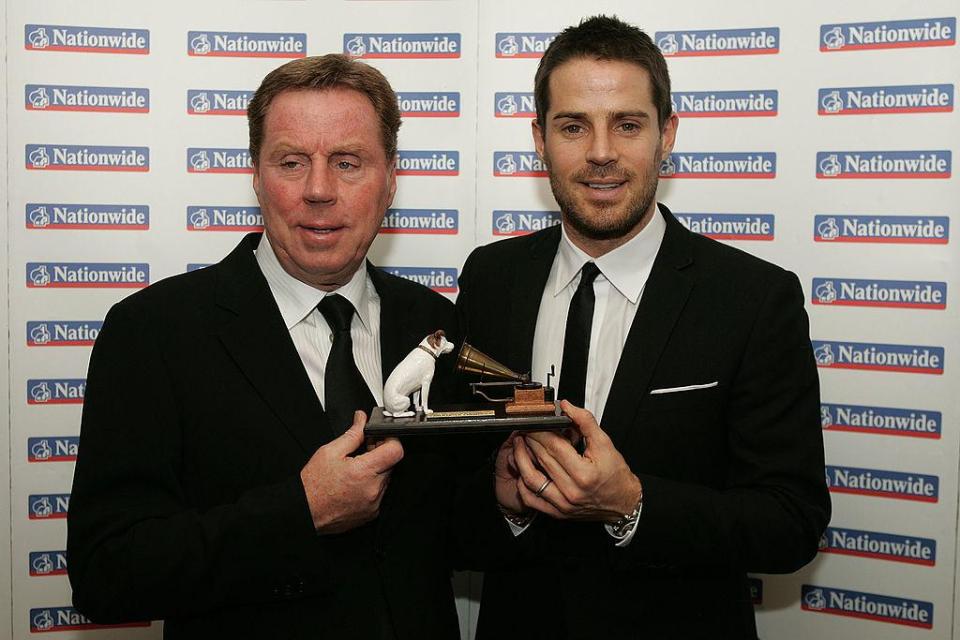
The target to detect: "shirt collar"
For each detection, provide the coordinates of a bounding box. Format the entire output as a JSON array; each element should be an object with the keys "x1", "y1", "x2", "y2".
[
  {"x1": 255, "y1": 233, "x2": 373, "y2": 330},
  {"x1": 554, "y1": 204, "x2": 667, "y2": 304}
]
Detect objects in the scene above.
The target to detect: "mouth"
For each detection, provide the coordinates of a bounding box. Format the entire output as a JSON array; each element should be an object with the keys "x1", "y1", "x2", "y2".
[
  {"x1": 300, "y1": 223, "x2": 344, "y2": 235},
  {"x1": 583, "y1": 181, "x2": 625, "y2": 191}
]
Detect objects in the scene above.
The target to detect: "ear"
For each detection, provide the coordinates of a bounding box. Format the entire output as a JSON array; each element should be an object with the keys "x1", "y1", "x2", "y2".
[
  {"x1": 252, "y1": 164, "x2": 261, "y2": 197},
  {"x1": 660, "y1": 113, "x2": 679, "y2": 158},
  {"x1": 426, "y1": 333, "x2": 439, "y2": 349},
  {"x1": 532, "y1": 119, "x2": 546, "y2": 159},
  {"x1": 385, "y1": 155, "x2": 398, "y2": 207}
]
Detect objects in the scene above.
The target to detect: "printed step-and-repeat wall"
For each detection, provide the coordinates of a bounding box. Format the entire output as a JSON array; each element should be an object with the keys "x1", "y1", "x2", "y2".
[{"x1": 3, "y1": 1, "x2": 958, "y2": 638}]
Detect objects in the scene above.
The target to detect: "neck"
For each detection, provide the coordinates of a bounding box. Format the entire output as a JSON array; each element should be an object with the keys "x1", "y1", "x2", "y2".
[{"x1": 562, "y1": 202, "x2": 657, "y2": 259}]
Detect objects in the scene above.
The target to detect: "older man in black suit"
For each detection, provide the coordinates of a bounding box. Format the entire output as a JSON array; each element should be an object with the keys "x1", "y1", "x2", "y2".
[
  {"x1": 68, "y1": 55, "x2": 460, "y2": 639},
  {"x1": 456, "y1": 16, "x2": 830, "y2": 639}
]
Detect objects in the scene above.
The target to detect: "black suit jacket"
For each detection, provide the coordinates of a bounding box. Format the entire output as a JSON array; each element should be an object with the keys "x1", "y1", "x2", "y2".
[
  {"x1": 455, "y1": 208, "x2": 830, "y2": 640},
  {"x1": 68, "y1": 233, "x2": 460, "y2": 639}
]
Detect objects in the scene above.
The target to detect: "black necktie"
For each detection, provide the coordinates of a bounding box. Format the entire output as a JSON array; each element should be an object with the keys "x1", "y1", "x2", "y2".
[
  {"x1": 557, "y1": 262, "x2": 601, "y2": 408},
  {"x1": 317, "y1": 294, "x2": 376, "y2": 435}
]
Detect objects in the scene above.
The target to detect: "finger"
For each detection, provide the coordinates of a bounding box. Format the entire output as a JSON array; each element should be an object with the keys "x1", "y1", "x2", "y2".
[
  {"x1": 513, "y1": 437, "x2": 550, "y2": 494},
  {"x1": 559, "y1": 401, "x2": 611, "y2": 452},
  {"x1": 327, "y1": 411, "x2": 368, "y2": 457},
  {"x1": 522, "y1": 435, "x2": 577, "y2": 495},
  {"x1": 525, "y1": 428, "x2": 586, "y2": 472},
  {"x1": 358, "y1": 437, "x2": 404, "y2": 474},
  {"x1": 516, "y1": 477, "x2": 566, "y2": 519}
]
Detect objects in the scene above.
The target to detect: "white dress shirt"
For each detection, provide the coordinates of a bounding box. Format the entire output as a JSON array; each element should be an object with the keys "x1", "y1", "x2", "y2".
[
  {"x1": 255, "y1": 234, "x2": 383, "y2": 408},
  {"x1": 532, "y1": 206, "x2": 666, "y2": 425},
  {"x1": 517, "y1": 206, "x2": 667, "y2": 545}
]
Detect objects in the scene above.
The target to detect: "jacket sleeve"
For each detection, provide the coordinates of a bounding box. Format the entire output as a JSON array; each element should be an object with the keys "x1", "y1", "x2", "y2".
[
  {"x1": 67, "y1": 302, "x2": 320, "y2": 623},
  {"x1": 609, "y1": 271, "x2": 831, "y2": 573}
]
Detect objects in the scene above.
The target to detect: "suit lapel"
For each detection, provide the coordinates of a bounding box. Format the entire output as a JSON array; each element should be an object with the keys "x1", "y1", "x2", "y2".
[
  {"x1": 368, "y1": 262, "x2": 414, "y2": 380},
  {"x1": 214, "y1": 234, "x2": 329, "y2": 454},
  {"x1": 601, "y1": 209, "x2": 695, "y2": 446},
  {"x1": 507, "y1": 226, "x2": 561, "y2": 373}
]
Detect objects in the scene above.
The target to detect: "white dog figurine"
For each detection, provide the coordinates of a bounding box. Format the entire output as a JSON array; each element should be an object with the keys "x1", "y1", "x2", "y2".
[{"x1": 382, "y1": 330, "x2": 454, "y2": 417}]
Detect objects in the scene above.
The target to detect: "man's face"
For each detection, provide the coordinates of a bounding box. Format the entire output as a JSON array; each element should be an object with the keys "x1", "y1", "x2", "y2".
[
  {"x1": 253, "y1": 88, "x2": 396, "y2": 289},
  {"x1": 533, "y1": 57, "x2": 678, "y2": 250}
]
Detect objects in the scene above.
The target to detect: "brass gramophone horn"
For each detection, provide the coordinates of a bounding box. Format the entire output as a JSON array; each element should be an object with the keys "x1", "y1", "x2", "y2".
[{"x1": 455, "y1": 342, "x2": 530, "y2": 383}]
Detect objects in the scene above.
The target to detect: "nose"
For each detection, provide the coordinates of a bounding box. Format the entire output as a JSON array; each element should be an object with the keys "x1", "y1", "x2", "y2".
[
  {"x1": 303, "y1": 163, "x2": 336, "y2": 205},
  {"x1": 585, "y1": 129, "x2": 617, "y2": 166}
]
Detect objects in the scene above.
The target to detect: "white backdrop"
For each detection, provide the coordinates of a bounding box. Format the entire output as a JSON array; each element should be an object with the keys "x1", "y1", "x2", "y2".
[{"x1": 3, "y1": 1, "x2": 959, "y2": 638}]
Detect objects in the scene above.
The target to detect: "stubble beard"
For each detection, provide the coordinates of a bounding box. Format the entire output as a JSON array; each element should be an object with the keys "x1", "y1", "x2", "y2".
[{"x1": 546, "y1": 147, "x2": 662, "y2": 241}]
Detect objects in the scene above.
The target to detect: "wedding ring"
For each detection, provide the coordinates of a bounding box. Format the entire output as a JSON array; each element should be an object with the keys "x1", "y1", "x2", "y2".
[{"x1": 535, "y1": 479, "x2": 551, "y2": 497}]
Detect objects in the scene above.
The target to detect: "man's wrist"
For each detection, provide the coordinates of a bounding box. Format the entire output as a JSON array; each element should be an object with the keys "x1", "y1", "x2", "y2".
[
  {"x1": 608, "y1": 476, "x2": 643, "y2": 533},
  {"x1": 498, "y1": 503, "x2": 534, "y2": 528}
]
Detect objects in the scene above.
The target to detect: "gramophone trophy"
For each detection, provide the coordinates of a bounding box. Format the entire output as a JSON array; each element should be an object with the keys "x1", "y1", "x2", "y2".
[{"x1": 366, "y1": 338, "x2": 571, "y2": 436}]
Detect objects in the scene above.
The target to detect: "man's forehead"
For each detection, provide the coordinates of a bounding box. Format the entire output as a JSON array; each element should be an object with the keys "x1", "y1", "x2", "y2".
[
  {"x1": 261, "y1": 87, "x2": 382, "y2": 151},
  {"x1": 547, "y1": 57, "x2": 655, "y2": 109}
]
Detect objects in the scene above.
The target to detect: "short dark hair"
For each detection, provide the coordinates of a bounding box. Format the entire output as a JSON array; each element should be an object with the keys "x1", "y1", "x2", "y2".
[
  {"x1": 534, "y1": 15, "x2": 672, "y2": 131},
  {"x1": 248, "y1": 54, "x2": 401, "y2": 162}
]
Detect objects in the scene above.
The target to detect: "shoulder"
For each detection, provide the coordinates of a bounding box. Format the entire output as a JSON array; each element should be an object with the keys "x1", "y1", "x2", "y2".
[
  {"x1": 466, "y1": 226, "x2": 556, "y2": 262},
  {"x1": 109, "y1": 266, "x2": 216, "y2": 321},
  {"x1": 370, "y1": 266, "x2": 454, "y2": 315}
]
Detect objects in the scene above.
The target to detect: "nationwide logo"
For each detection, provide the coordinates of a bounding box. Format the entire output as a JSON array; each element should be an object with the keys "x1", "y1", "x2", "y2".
[
  {"x1": 381, "y1": 267, "x2": 458, "y2": 293},
  {"x1": 187, "y1": 148, "x2": 253, "y2": 174},
  {"x1": 819, "y1": 526, "x2": 936, "y2": 566},
  {"x1": 30, "y1": 607, "x2": 150, "y2": 633},
  {"x1": 28, "y1": 494, "x2": 71, "y2": 519},
  {"x1": 749, "y1": 578, "x2": 763, "y2": 605},
  {"x1": 344, "y1": 33, "x2": 460, "y2": 59},
  {"x1": 814, "y1": 215, "x2": 949, "y2": 244},
  {"x1": 801, "y1": 585, "x2": 933, "y2": 629},
  {"x1": 396, "y1": 151, "x2": 459, "y2": 176},
  {"x1": 27, "y1": 262, "x2": 149, "y2": 289},
  {"x1": 25, "y1": 24, "x2": 149, "y2": 54},
  {"x1": 26, "y1": 144, "x2": 149, "y2": 172},
  {"x1": 188, "y1": 31, "x2": 305, "y2": 58},
  {"x1": 655, "y1": 27, "x2": 779, "y2": 57},
  {"x1": 27, "y1": 321, "x2": 102, "y2": 346},
  {"x1": 29, "y1": 551, "x2": 69, "y2": 576},
  {"x1": 818, "y1": 84, "x2": 954, "y2": 116},
  {"x1": 821, "y1": 402, "x2": 941, "y2": 438},
  {"x1": 28, "y1": 437, "x2": 80, "y2": 462},
  {"x1": 825, "y1": 465, "x2": 938, "y2": 502},
  {"x1": 675, "y1": 213, "x2": 774, "y2": 240},
  {"x1": 187, "y1": 90, "x2": 253, "y2": 115},
  {"x1": 671, "y1": 90, "x2": 778, "y2": 117},
  {"x1": 494, "y1": 92, "x2": 535, "y2": 118},
  {"x1": 492, "y1": 210, "x2": 561, "y2": 236},
  {"x1": 187, "y1": 206, "x2": 262, "y2": 231},
  {"x1": 494, "y1": 151, "x2": 547, "y2": 177},
  {"x1": 27, "y1": 379, "x2": 86, "y2": 405},
  {"x1": 820, "y1": 17, "x2": 956, "y2": 52},
  {"x1": 660, "y1": 152, "x2": 776, "y2": 179},
  {"x1": 26, "y1": 84, "x2": 149, "y2": 113},
  {"x1": 380, "y1": 209, "x2": 459, "y2": 234},
  {"x1": 816, "y1": 150, "x2": 950, "y2": 179},
  {"x1": 26, "y1": 203, "x2": 149, "y2": 230},
  {"x1": 396, "y1": 92, "x2": 460, "y2": 117},
  {"x1": 495, "y1": 33, "x2": 557, "y2": 58},
  {"x1": 812, "y1": 278, "x2": 946, "y2": 310},
  {"x1": 812, "y1": 340, "x2": 943, "y2": 374}
]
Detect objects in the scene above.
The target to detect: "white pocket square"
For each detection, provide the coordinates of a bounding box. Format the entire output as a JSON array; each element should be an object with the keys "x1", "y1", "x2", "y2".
[{"x1": 649, "y1": 381, "x2": 719, "y2": 395}]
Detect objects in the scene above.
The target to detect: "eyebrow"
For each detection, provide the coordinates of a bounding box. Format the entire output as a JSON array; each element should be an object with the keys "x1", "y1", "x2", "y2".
[{"x1": 552, "y1": 110, "x2": 651, "y2": 121}]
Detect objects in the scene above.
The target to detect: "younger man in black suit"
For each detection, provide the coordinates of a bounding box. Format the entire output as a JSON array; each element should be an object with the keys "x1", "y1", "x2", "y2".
[{"x1": 456, "y1": 16, "x2": 830, "y2": 639}]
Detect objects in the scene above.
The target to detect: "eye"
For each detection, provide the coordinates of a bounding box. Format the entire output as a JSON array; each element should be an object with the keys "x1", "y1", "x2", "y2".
[
  {"x1": 336, "y1": 160, "x2": 358, "y2": 170},
  {"x1": 281, "y1": 160, "x2": 303, "y2": 169},
  {"x1": 618, "y1": 121, "x2": 641, "y2": 132}
]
